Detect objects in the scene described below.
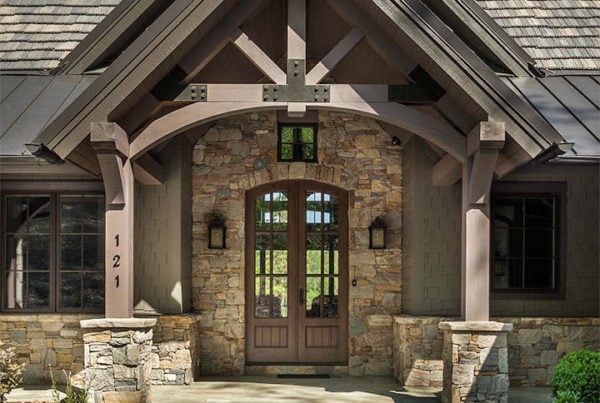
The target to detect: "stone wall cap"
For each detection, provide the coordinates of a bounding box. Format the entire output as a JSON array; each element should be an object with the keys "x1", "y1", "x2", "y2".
[
  {"x1": 394, "y1": 315, "x2": 459, "y2": 324},
  {"x1": 438, "y1": 321, "x2": 513, "y2": 332},
  {"x1": 80, "y1": 318, "x2": 157, "y2": 329}
]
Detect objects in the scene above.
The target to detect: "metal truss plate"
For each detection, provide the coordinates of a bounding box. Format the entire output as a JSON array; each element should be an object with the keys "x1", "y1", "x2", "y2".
[
  {"x1": 174, "y1": 84, "x2": 207, "y2": 102},
  {"x1": 262, "y1": 84, "x2": 330, "y2": 103}
]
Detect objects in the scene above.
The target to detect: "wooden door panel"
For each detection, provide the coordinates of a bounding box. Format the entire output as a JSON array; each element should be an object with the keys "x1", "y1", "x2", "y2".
[{"x1": 246, "y1": 181, "x2": 347, "y2": 364}]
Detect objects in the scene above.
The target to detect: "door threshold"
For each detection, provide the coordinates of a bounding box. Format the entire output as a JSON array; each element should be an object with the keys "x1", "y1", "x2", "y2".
[
  {"x1": 245, "y1": 364, "x2": 349, "y2": 376},
  {"x1": 277, "y1": 374, "x2": 330, "y2": 379}
]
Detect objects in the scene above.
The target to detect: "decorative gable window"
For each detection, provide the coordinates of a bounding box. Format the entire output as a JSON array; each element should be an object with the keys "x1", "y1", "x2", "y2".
[
  {"x1": 1, "y1": 185, "x2": 105, "y2": 312},
  {"x1": 278, "y1": 124, "x2": 318, "y2": 162},
  {"x1": 491, "y1": 182, "x2": 565, "y2": 295}
]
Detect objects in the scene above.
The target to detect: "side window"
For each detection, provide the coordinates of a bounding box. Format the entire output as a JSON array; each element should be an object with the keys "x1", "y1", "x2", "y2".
[
  {"x1": 491, "y1": 183, "x2": 564, "y2": 294},
  {"x1": 278, "y1": 124, "x2": 318, "y2": 162},
  {"x1": 2, "y1": 192, "x2": 105, "y2": 312}
]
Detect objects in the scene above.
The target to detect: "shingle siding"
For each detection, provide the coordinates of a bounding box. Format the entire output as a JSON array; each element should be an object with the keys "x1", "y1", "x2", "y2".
[
  {"x1": 0, "y1": 0, "x2": 119, "y2": 71},
  {"x1": 477, "y1": 0, "x2": 600, "y2": 70}
]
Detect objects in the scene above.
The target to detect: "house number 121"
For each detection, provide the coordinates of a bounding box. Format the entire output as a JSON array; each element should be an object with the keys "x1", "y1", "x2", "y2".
[{"x1": 114, "y1": 234, "x2": 120, "y2": 288}]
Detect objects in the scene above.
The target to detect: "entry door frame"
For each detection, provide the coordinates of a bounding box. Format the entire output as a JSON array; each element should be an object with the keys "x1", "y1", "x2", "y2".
[{"x1": 245, "y1": 179, "x2": 349, "y2": 364}]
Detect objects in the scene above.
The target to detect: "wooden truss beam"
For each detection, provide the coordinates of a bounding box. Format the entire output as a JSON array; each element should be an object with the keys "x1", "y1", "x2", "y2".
[
  {"x1": 231, "y1": 29, "x2": 287, "y2": 84},
  {"x1": 179, "y1": 0, "x2": 269, "y2": 83},
  {"x1": 305, "y1": 27, "x2": 364, "y2": 85},
  {"x1": 129, "y1": 84, "x2": 466, "y2": 161},
  {"x1": 326, "y1": 0, "x2": 417, "y2": 76},
  {"x1": 287, "y1": 0, "x2": 306, "y2": 61}
]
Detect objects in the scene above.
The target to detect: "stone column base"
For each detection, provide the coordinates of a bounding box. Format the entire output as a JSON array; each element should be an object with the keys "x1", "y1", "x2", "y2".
[
  {"x1": 439, "y1": 321, "x2": 513, "y2": 403},
  {"x1": 80, "y1": 318, "x2": 157, "y2": 403}
]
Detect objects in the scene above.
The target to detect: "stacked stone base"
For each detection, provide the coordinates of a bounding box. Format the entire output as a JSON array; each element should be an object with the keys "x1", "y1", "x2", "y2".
[
  {"x1": 81, "y1": 318, "x2": 156, "y2": 403},
  {"x1": 439, "y1": 321, "x2": 512, "y2": 403}
]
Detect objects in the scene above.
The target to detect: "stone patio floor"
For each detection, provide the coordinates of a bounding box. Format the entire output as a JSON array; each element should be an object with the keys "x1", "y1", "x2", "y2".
[{"x1": 7, "y1": 377, "x2": 553, "y2": 402}]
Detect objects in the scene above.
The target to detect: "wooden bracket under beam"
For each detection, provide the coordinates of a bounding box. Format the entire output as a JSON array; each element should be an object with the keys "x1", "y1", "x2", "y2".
[
  {"x1": 91, "y1": 122, "x2": 129, "y2": 208},
  {"x1": 133, "y1": 153, "x2": 164, "y2": 185},
  {"x1": 432, "y1": 153, "x2": 461, "y2": 186},
  {"x1": 467, "y1": 121, "x2": 505, "y2": 204}
]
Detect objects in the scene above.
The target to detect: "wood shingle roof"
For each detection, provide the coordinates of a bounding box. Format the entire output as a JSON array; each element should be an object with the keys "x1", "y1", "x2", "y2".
[
  {"x1": 476, "y1": 0, "x2": 600, "y2": 71},
  {"x1": 0, "y1": 0, "x2": 120, "y2": 72}
]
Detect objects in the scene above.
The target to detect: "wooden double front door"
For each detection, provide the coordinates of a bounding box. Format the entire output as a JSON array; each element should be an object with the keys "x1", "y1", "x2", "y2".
[{"x1": 245, "y1": 180, "x2": 348, "y2": 364}]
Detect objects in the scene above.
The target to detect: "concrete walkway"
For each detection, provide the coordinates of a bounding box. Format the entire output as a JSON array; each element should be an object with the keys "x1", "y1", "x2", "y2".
[{"x1": 152, "y1": 376, "x2": 553, "y2": 403}]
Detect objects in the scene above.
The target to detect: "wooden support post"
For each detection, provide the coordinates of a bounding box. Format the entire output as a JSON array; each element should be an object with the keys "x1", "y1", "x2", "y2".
[
  {"x1": 287, "y1": 0, "x2": 306, "y2": 61},
  {"x1": 91, "y1": 122, "x2": 134, "y2": 318},
  {"x1": 461, "y1": 122, "x2": 504, "y2": 321}
]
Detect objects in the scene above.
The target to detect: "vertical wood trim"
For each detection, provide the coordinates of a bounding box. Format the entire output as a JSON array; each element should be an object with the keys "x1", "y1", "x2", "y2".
[
  {"x1": 104, "y1": 159, "x2": 134, "y2": 318},
  {"x1": 287, "y1": 0, "x2": 306, "y2": 61}
]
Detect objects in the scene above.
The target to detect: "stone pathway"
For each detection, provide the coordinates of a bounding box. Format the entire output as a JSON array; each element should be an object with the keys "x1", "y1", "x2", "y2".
[
  {"x1": 6, "y1": 378, "x2": 553, "y2": 402},
  {"x1": 151, "y1": 376, "x2": 553, "y2": 403}
]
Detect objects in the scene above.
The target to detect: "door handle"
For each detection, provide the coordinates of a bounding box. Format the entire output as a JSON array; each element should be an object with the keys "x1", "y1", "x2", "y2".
[{"x1": 299, "y1": 288, "x2": 304, "y2": 305}]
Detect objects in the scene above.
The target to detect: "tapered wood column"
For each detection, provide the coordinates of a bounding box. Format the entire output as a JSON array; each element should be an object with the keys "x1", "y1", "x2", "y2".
[
  {"x1": 461, "y1": 122, "x2": 505, "y2": 321},
  {"x1": 91, "y1": 122, "x2": 134, "y2": 318}
]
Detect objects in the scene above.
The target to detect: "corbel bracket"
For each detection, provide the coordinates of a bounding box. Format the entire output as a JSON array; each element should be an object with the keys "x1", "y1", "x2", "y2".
[
  {"x1": 91, "y1": 122, "x2": 130, "y2": 209},
  {"x1": 467, "y1": 121, "x2": 505, "y2": 204}
]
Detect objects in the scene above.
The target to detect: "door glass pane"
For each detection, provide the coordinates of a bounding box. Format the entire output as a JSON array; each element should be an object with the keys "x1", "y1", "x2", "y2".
[
  {"x1": 5, "y1": 196, "x2": 28, "y2": 233},
  {"x1": 324, "y1": 195, "x2": 339, "y2": 231},
  {"x1": 271, "y1": 192, "x2": 288, "y2": 232},
  {"x1": 306, "y1": 192, "x2": 322, "y2": 232},
  {"x1": 255, "y1": 194, "x2": 271, "y2": 231},
  {"x1": 306, "y1": 234, "x2": 321, "y2": 275},
  {"x1": 273, "y1": 277, "x2": 288, "y2": 318},
  {"x1": 306, "y1": 277, "x2": 322, "y2": 317},
  {"x1": 323, "y1": 276, "x2": 338, "y2": 318},
  {"x1": 255, "y1": 276, "x2": 271, "y2": 318},
  {"x1": 255, "y1": 234, "x2": 271, "y2": 274},
  {"x1": 323, "y1": 235, "x2": 339, "y2": 275},
  {"x1": 272, "y1": 234, "x2": 288, "y2": 274}
]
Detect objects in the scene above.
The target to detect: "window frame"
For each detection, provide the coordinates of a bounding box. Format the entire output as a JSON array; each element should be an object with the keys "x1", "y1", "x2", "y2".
[
  {"x1": 490, "y1": 182, "x2": 567, "y2": 300},
  {"x1": 0, "y1": 181, "x2": 105, "y2": 313},
  {"x1": 277, "y1": 123, "x2": 318, "y2": 163}
]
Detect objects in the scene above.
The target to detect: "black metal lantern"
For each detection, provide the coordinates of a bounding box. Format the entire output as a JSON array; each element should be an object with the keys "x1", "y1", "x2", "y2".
[
  {"x1": 208, "y1": 220, "x2": 226, "y2": 249},
  {"x1": 369, "y1": 217, "x2": 386, "y2": 249}
]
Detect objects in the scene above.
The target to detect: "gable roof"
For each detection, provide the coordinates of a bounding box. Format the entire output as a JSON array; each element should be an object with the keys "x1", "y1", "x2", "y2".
[
  {"x1": 0, "y1": 0, "x2": 597, "y2": 167},
  {"x1": 476, "y1": 0, "x2": 600, "y2": 71},
  {"x1": 1, "y1": 0, "x2": 599, "y2": 74},
  {"x1": 0, "y1": 0, "x2": 120, "y2": 72}
]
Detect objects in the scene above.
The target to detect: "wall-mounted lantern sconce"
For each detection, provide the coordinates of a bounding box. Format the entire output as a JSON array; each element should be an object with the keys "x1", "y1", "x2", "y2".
[
  {"x1": 369, "y1": 217, "x2": 386, "y2": 249},
  {"x1": 208, "y1": 220, "x2": 227, "y2": 249}
]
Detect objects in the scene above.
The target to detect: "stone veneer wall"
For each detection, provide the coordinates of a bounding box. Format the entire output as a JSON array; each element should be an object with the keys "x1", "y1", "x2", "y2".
[
  {"x1": 394, "y1": 316, "x2": 600, "y2": 387},
  {"x1": 192, "y1": 111, "x2": 403, "y2": 375},
  {"x1": 0, "y1": 314, "x2": 198, "y2": 385},
  {"x1": 0, "y1": 314, "x2": 99, "y2": 383},
  {"x1": 149, "y1": 314, "x2": 201, "y2": 384}
]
